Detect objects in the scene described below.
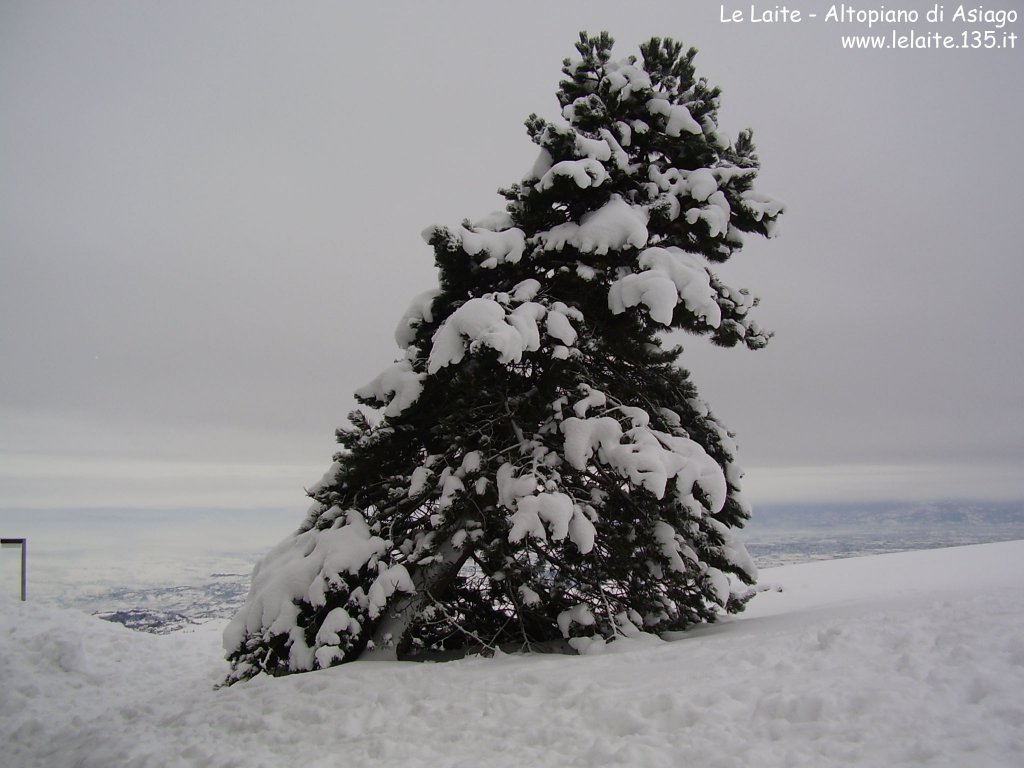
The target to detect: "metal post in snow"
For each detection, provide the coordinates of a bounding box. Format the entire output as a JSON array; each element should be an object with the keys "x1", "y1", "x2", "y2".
[{"x1": 1, "y1": 538, "x2": 27, "y2": 601}]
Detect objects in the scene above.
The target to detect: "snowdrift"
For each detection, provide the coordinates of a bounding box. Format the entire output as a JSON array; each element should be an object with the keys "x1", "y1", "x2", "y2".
[{"x1": 3, "y1": 540, "x2": 1023, "y2": 768}]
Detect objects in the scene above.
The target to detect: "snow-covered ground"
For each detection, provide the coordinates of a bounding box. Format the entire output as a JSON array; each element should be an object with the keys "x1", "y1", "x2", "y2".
[{"x1": 3, "y1": 540, "x2": 1022, "y2": 768}]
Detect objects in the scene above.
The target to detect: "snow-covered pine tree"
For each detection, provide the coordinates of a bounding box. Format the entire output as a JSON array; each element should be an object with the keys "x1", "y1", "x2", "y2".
[{"x1": 223, "y1": 32, "x2": 783, "y2": 682}]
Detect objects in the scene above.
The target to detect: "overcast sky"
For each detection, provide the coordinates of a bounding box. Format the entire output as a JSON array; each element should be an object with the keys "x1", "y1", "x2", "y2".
[{"x1": 2, "y1": 0, "x2": 1022, "y2": 510}]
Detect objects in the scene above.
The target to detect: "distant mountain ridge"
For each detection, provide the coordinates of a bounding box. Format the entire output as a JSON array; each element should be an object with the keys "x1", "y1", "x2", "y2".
[
  {"x1": 746, "y1": 500, "x2": 1024, "y2": 529},
  {"x1": 742, "y1": 500, "x2": 1024, "y2": 568}
]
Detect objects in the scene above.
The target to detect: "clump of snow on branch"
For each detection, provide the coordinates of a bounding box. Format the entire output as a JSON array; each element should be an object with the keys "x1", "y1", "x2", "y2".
[
  {"x1": 741, "y1": 190, "x2": 786, "y2": 236},
  {"x1": 536, "y1": 159, "x2": 608, "y2": 191},
  {"x1": 498, "y1": 462, "x2": 597, "y2": 554},
  {"x1": 223, "y1": 510, "x2": 388, "y2": 673},
  {"x1": 508, "y1": 492, "x2": 574, "y2": 543},
  {"x1": 366, "y1": 565, "x2": 415, "y2": 619},
  {"x1": 512, "y1": 278, "x2": 541, "y2": 302},
  {"x1": 355, "y1": 359, "x2": 424, "y2": 417},
  {"x1": 646, "y1": 165, "x2": 755, "y2": 228},
  {"x1": 685, "y1": 191, "x2": 732, "y2": 239},
  {"x1": 535, "y1": 195, "x2": 648, "y2": 255},
  {"x1": 545, "y1": 302, "x2": 578, "y2": 345},
  {"x1": 608, "y1": 246, "x2": 721, "y2": 327},
  {"x1": 395, "y1": 289, "x2": 441, "y2": 348},
  {"x1": 572, "y1": 385, "x2": 607, "y2": 417},
  {"x1": 306, "y1": 461, "x2": 342, "y2": 496},
  {"x1": 313, "y1": 607, "x2": 361, "y2": 668},
  {"x1": 602, "y1": 60, "x2": 652, "y2": 99},
  {"x1": 427, "y1": 295, "x2": 579, "y2": 374},
  {"x1": 561, "y1": 414, "x2": 726, "y2": 507},
  {"x1": 459, "y1": 225, "x2": 527, "y2": 268},
  {"x1": 575, "y1": 133, "x2": 612, "y2": 161},
  {"x1": 558, "y1": 603, "x2": 597, "y2": 638},
  {"x1": 646, "y1": 96, "x2": 703, "y2": 136}
]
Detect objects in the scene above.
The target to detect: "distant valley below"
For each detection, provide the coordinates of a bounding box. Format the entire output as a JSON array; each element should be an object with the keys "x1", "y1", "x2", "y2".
[{"x1": 3, "y1": 500, "x2": 1023, "y2": 634}]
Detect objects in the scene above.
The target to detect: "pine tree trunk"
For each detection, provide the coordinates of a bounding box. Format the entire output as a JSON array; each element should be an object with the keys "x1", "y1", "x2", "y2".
[{"x1": 361, "y1": 535, "x2": 471, "y2": 660}]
